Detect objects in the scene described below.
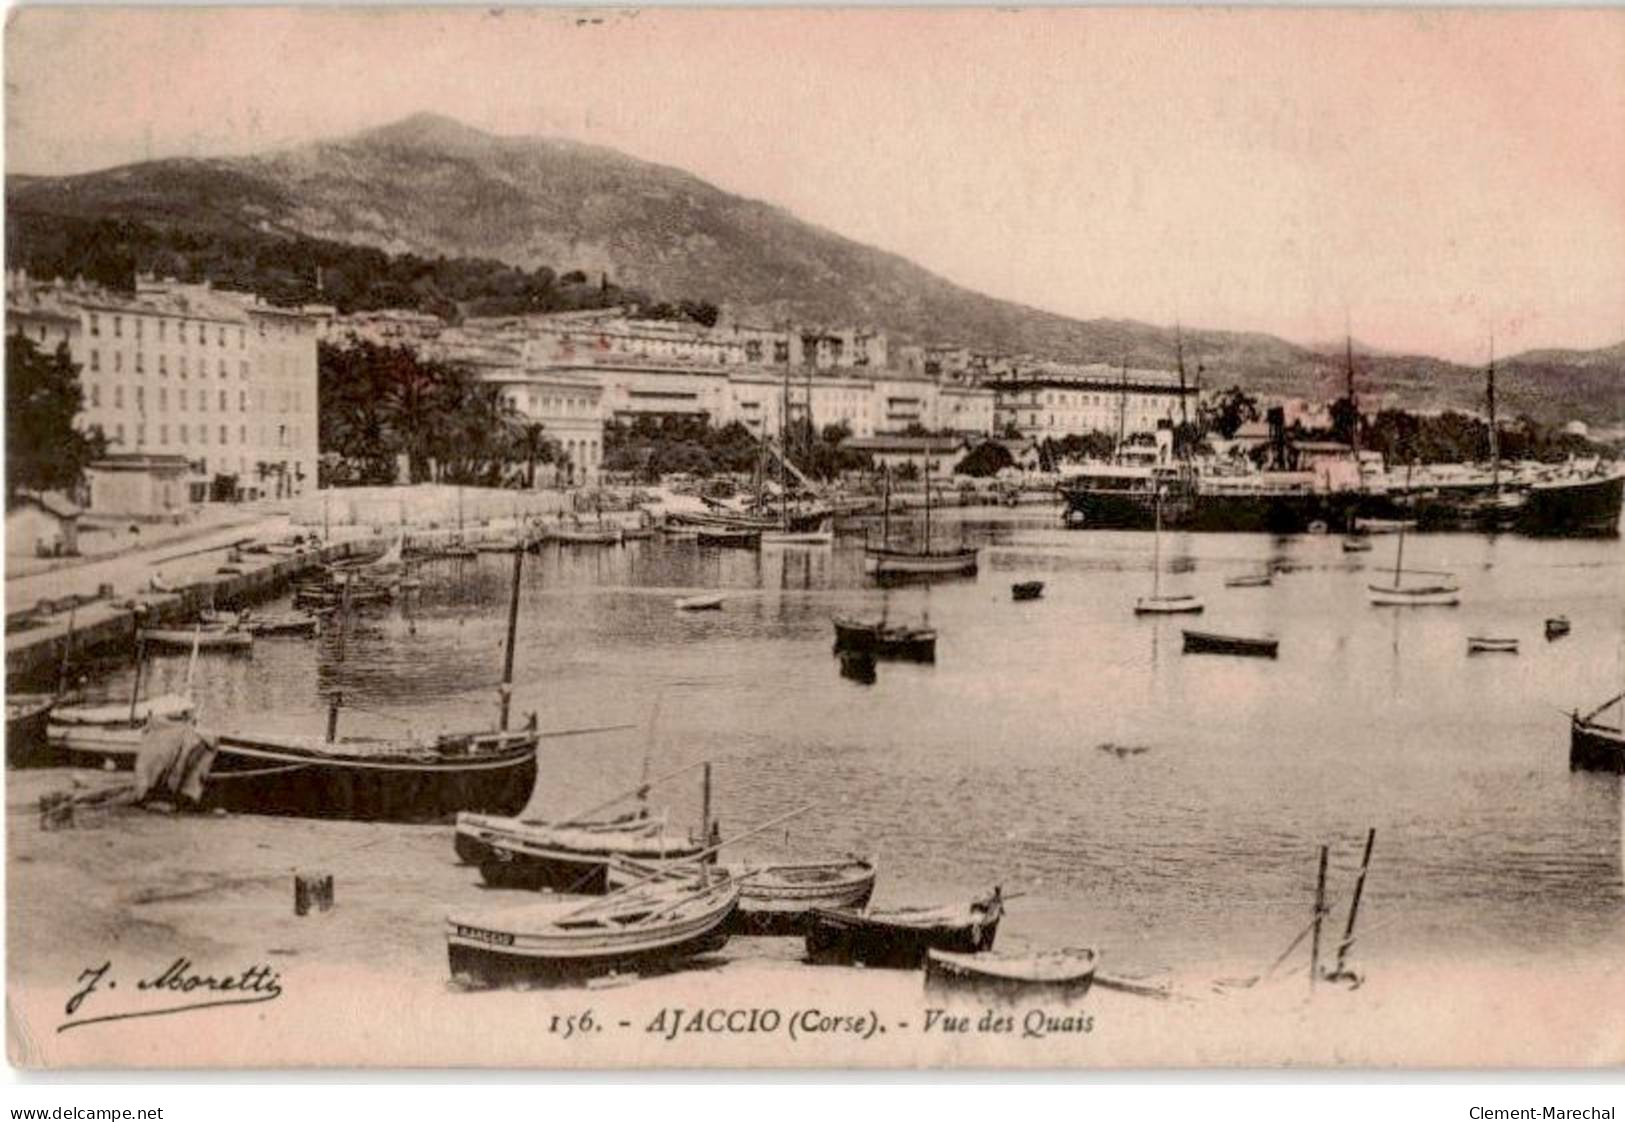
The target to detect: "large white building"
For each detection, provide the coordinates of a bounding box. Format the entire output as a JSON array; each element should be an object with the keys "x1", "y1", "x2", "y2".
[
  {"x1": 990, "y1": 362, "x2": 1198, "y2": 441},
  {"x1": 6, "y1": 273, "x2": 322, "y2": 510}
]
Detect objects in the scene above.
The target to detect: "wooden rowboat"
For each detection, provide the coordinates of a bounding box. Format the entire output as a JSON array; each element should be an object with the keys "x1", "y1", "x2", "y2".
[
  {"x1": 447, "y1": 872, "x2": 740, "y2": 987},
  {"x1": 1366, "y1": 583, "x2": 1459, "y2": 607},
  {"x1": 611, "y1": 854, "x2": 878, "y2": 933},
  {"x1": 1134, "y1": 594, "x2": 1204, "y2": 615},
  {"x1": 453, "y1": 808, "x2": 662, "y2": 865},
  {"x1": 1224, "y1": 573, "x2": 1273, "y2": 588},
  {"x1": 805, "y1": 889, "x2": 1005, "y2": 969},
  {"x1": 47, "y1": 693, "x2": 195, "y2": 768},
  {"x1": 925, "y1": 947, "x2": 1098, "y2": 1005},
  {"x1": 1466, "y1": 636, "x2": 1519, "y2": 655},
  {"x1": 1181, "y1": 630, "x2": 1279, "y2": 659},
  {"x1": 863, "y1": 544, "x2": 979, "y2": 578},
  {"x1": 1011, "y1": 581, "x2": 1045, "y2": 601},
  {"x1": 139, "y1": 627, "x2": 253, "y2": 652},
  {"x1": 675, "y1": 594, "x2": 725, "y2": 612},
  {"x1": 476, "y1": 822, "x2": 704, "y2": 894}
]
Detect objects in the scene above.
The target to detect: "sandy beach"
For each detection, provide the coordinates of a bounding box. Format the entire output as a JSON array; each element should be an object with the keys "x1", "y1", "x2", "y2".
[{"x1": 8, "y1": 767, "x2": 1622, "y2": 1070}]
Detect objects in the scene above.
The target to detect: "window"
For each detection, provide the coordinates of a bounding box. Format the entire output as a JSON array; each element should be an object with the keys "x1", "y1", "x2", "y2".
[
  {"x1": 136, "y1": 423, "x2": 146, "y2": 445},
  {"x1": 179, "y1": 389, "x2": 187, "y2": 411},
  {"x1": 114, "y1": 423, "x2": 124, "y2": 444},
  {"x1": 135, "y1": 352, "x2": 144, "y2": 374},
  {"x1": 114, "y1": 385, "x2": 123, "y2": 408},
  {"x1": 239, "y1": 425, "x2": 247, "y2": 444},
  {"x1": 159, "y1": 425, "x2": 168, "y2": 445},
  {"x1": 220, "y1": 425, "x2": 228, "y2": 445},
  {"x1": 180, "y1": 356, "x2": 188, "y2": 379},
  {"x1": 219, "y1": 359, "x2": 227, "y2": 379},
  {"x1": 240, "y1": 391, "x2": 247, "y2": 410},
  {"x1": 219, "y1": 390, "x2": 227, "y2": 411},
  {"x1": 159, "y1": 388, "x2": 167, "y2": 409},
  {"x1": 114, "y1": 316, "x2": 123, "y2": 338},
  {"x1": 135, "y1": 386, "x2": 144, "y2": 409},
  {"x1": 158, "y1": 320, "x2": 166, "y2": 342},
  {"x1": 201, "y1": 426, "x2": 209, "y2": 445},
  {"x1": 179, "y1": 424, "x2": 188, "y2": 445},
  {"x1": 135, "y1": 318, "x2": 143, "y2": 340},
  {"x1": 114, "y1": 351, "x2": 122, "y2": 373},
  {"x1": 238, "y1": 329, "x2": 245, "y2": 350},
  {"x1": 160, "y1": 355, "x2": 168, "y2": 376},
  {"x1": 90, "y1": 385, "x2": 100, "y2": 407},
  {"x1": 90, "y1": 350, "x2": 100, "y2": 371},
  {"x1": 89, "y1": 313, "x2": 100, "y2": 337},
  {"x1": 218, "y1": 327, "x2": 226, "y2": 347},
  {"x1": 239, "y1": 361, "x2": 249, "y2": 380},
  {"x1": 200, "y1": 392, "x2": 208, "y2": 412}
]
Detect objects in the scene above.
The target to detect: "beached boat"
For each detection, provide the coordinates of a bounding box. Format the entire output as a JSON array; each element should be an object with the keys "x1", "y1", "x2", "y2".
[
  {"x1": 138, "y1": 626, "x2": 253, "y2": 652},
  {"x1": 924, "y1": 947, "x2": 1098, "y2": 1005},
  {"x1": 7, "y1": 693, "x2": 56, "y2": 766},
  {"x1": 1011, "y1": 581, "x2": 1045, "y2": 601},
  {"x1": 838, "y1": 650, "x2": 877, "y2": 684},
  {"x1": 1545, "y1": 617, "x2": 1571, "y2": 641},
  {"x1": 1570, "y1": 693, "x2": 1624, "y2": 773},
  {"x1": 611, "y1": 854, "x2": 878, "y2": 933},
  {"x1": 1181, "y1": 630, "x2": 1279, "y2": 659},
  {"x1": 1467, "y1": 637, "x2": 1519, "y2": 655},
  {"x1": 675, "y1": 594, "x2": 725, "y2": 612},
  {"x1": 804, "y1": 889, "x2": 1005, "y2": 969},
  {"x1": 1224, "y1": 573, "x2": 1273, "y2": 588},
  {"x1": 454, "y1": 808, "x2": 661, "y2": 865},
  {"x1": 477, "y1": 822, "x2": 704, "y2": 894},
  {"x1": 1367, "y1": 526, "x2": 1459, "y2": 606},
  {"x1": 47, "y1": 694, "x2": 195, "y2": 768},
  {"x1": 447, "y1": 872, "x2": 740, "y2": 987},
  {"x1": 1134, "y1": 489, "x2": 1203, "y2": 615}
]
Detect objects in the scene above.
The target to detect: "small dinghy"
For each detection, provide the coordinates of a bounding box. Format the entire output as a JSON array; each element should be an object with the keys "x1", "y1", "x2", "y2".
[
  {"x1": 925, "y1": 947, "x2": 1098, "y2": 1005},
  {"x1": 139, "y1": 626, "x2": 253, "y2": 652},
  {"x1": 1467, "y1": 636, "x2": 1519, "y2": 655},
  {"x1": 1134, "y1": 594, "x2": 1204, "y2": 615},
  {"x1": 832, "y1": 616, "x2": 936, "y2": 662},
  {"x1": 1011, "y1": 581, "x2": 1045, "y2": 602},
  {"x1": 612, "y1": 854, "x2": 878, "y2": 933},
  {"x1": 1545, "y1": 616, "x2": 1571, "y2": 641},
  {"x1": 447, "y1": 871, "x2": 740, "y2": 987},
  {"x1": 805, "y1": 889, "x2": 1005, "y2": 969},
  {"x1": 1181, "y1": 630, "x2": 1279, "y2": 659},
  {"x1": 675, "y1": 594, "x2": 725, "y2": 612},
  {"x1": 1368, "y1": 582, "x2": 1460, "y2": 606},
  {"x1": 1224, "y1": 573, "x2": 1273, "y2": 588}
]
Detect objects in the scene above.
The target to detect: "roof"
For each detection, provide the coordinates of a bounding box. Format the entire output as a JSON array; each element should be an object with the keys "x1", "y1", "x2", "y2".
[{"x1": 8, "y1": 490, "x2": 81, "y2": 520}]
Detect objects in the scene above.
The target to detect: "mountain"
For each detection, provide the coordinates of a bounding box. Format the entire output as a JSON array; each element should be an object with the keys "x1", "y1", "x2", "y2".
[{"x1": 7, "y1": 113, "x2": 1620, "y2": 426}]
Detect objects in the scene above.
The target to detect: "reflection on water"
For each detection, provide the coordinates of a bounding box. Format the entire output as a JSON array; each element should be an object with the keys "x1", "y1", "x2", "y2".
[{"x1": 120, "y1": 509, "x2": 1623, "y2": 972}]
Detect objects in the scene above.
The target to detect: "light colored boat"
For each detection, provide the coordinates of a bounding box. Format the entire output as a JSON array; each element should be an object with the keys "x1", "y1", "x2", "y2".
[
  {"x1": 610, "y1": 854, "x2": 877, "y2": 929},
  {"x1": 925, "y1": 947, "x2": 1098, "y2": 1005},
  {"x1": 1224, "y1": 573, "x2": 1272, "y2": 588},
  {"x1": 447, "y1": 871, "x2": 739, "y2": 987},
  {"x1": 47, "y1": 693, "x2": 195, "y2": 767},
  {"x1": 763, "y1": 528, "x2": 834, "y2": 546},
  {"x1": 1467, "y1": 636, "x2": 1519, "y2": 655},
  {"x1": 139, "y1": 627, "x2": 253, "y2": 651},
  {"x1": 1135, "y1": 594, "x2": 1205, "y2": 615},
  {"x1": 1367, "y1": 527, "x2": 1459, "y2": 607}
]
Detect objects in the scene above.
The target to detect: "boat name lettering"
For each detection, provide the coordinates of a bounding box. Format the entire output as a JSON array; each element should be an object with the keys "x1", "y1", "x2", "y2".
[
  {"x1": 645, "y1": 1007, "x2": 782, "y2": 1041},
  {"x1": 454, "y1": 926, "x2": 515, "y2": 946}
]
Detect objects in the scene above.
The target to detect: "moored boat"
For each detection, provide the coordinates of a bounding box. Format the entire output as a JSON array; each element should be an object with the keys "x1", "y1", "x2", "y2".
[
  {"x1": 1518, "y1": 470, "x2": 1624, "y2": 538},
  {"x1": 1182, "y1": 630, "x2": 1279, "y2": 659},
  {"x1": 1224, "y1": 572, "x2": 1273, "y2": 588},
  {"x1": 804, "y1": 889, "x2": 1005, "y2": 969},
  {"x1": 1467, "y1": 636, "x2": 1519, "y2": 655},
  {"x1": 1545, "y1": 616, "x2": 1571, "y2": 641},
  {"x1": 1011, "y1": 581, "x2": 1045, "y2": 601},
  {"x1": 1341, "y1": 535, "x2": 1373, "y2": 553},
  {"x1": 47, "y1": 693, "x2": 196, "y2": 768},
  {"x1": 831, "y1": 616, "x2": 936, "y2": 662},
  {"x1": 1367, "y1": 526, "x2": 1459, "y2": 606},
  {"x1": 548, "y1": 525, "x2": 625, "y2": 545},
  {"x1": 1135, "y1": 594, "x2": 1204, "y2": 615},
  {"x1": 675, "y1": 594, "x2": 725, "y2": 612},
  {"x1": 696, "y1": 528, "x2": 761, "y2": 549},
  {"x1": 447, "y1": 872, "x2": 740, "y2": 987},
  {"x1": 924, "y1": 947, "x2": 1098, "y2": 1005},
  {"x1": 138, "y1": 626, "x2": 253, "y2": 652},
  {"x1": 1570, "y1": 693, "x2": 1624, "y2": 773}
]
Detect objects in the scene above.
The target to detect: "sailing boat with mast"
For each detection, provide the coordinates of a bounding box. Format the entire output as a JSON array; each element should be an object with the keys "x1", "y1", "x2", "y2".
[
  {"x1": 197, "y1": 546, "x2": 540, "y2": 821},
  {"x1": 1134, "y1": 487, "x2": 1203, "y2": 614},
  {"x1": 863, "y1": 454, "x2": 978, "y2": 578},
  {"x1": 1366, "y1": 518, "x2": 1460, "y2": 606}
]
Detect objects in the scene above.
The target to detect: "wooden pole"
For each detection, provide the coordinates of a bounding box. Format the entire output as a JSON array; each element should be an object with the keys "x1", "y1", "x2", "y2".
[
  {"x1": 499, "y1": 545, "x2": 523, "y2": 730},
  {"x1": 701, "y1": 761, "x2": 713, "y2": 844},
  {"x1": 1309, "y1": 844, "x2": 1329, "y2": 992},
  {"x1": 1335, "y1": 828, "x2": 1377, "y2": 975}
]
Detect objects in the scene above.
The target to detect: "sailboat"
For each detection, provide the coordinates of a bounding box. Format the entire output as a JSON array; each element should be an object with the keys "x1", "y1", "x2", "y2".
[
  {"x1": 48, "y1": 626, "x2": 194, "y2": 768},
  {"x1": 1134, "y1": 488, "x2": 1203, "y2": 614},
  {"x1": 863, "y1": 458, "x2": 978, "y2": 578},
  {"x1": 761, "y1": 372, "x2": 831, "y2": 545},
  {"x1": 1366, "y1": 524, "x2": 1460, "y2": 606}
]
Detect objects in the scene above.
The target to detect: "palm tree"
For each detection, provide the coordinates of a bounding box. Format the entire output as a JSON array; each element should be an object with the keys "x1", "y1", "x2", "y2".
[{"x1": 515, "y1": 421, "x2": 557, "y2": 488}]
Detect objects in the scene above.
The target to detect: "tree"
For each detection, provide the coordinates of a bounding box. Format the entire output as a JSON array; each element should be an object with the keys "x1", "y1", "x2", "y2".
[
  {"x1": 1200, "y1": 386, "x2": 1260, "y2": 440},
  {"x1": 514, "y1": 422, "x2": 559, "y2": 488},
  {"x1": 956, "y1": 440, "x2": 1015, "y2": 478},
  {"x1": 6, "y1": 335, "x2": 105, "y2": 499}
]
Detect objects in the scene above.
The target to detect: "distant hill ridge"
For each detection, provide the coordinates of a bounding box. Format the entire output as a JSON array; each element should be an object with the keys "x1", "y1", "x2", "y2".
[{"x1": 7, "y1": 112, "x2": 1621, "y2": 426}]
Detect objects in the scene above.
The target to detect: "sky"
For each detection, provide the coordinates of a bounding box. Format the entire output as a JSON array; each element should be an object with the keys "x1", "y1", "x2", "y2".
[{"x1": 6, "y1": 6, "x2": 1624, "y2": 362}]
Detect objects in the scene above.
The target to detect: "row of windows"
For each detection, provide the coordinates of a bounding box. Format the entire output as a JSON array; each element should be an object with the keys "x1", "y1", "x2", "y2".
[
  {"x1": 87, "y1": 349, "x2": 254, "y2": 380},
  {"x1": 87, "y1": 385, "x2": 304, "y2": 413},
  {"x1": 102, "y1": 421, "x2": 300, "y2": 449},
  {"x1": 90, "y1": 313, "x2": 248, "y2": 350}
]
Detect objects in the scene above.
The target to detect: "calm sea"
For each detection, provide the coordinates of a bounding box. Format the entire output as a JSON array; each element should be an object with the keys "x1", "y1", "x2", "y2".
[{"x1": 125, "y1": 507, "x2": 1625, "y2": 975}]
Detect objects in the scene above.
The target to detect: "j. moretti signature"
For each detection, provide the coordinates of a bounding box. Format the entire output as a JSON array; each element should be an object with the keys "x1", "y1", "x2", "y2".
[{"x1": 58, "y1": 957, "x2": 284, "y2": 1033}]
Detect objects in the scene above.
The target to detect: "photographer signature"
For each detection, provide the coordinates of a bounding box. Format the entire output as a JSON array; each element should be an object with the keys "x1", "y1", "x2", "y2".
[{"x1": 58, "y1": 957, "x2": 283, "y2": 1033}]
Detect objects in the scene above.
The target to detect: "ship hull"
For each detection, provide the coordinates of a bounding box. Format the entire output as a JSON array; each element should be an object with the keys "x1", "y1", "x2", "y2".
[{"x1": 1518, "y1": 474, "x2": 1624, "y2": 538}]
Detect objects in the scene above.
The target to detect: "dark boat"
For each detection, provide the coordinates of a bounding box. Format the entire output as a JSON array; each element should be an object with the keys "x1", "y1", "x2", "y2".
[
  {"x1": 1518, "y1": 471, "x2": 1625, "y2": 538},
  {"x1": 924, "y1": 947, "x2": 1097, "y2": 1005},
  {"x1": 696, "y1": 528, "x2": 761, "y2": 549},
  {"x1": 1545, "y1": 617, "x2": 1571, "y2": 641},
  {"x1": 831, "y1": 616, "x2": 936, "y2": 662},
  {"x1": 837, "y1": 650, "x2": 877, "y2": 684},
  {"x1": 477, "y1": 824, "x2": 704, "y2": 894},
  {"x1": 1181, "y1": 630, "x2": 1279, "y2": 659},
  {"x1": 1011, "y1": 581, "x2": 1045, "y2": 601},
  {"x1": 6, "y1": 693, "x2": 56, "y2": 766},
  {"x1": 200, "y1": 723, "x2": 540, "y2": 822},
  {"x1": 447, "y1": 873, "x2": 739, "y2": 987},
  {"x1": 1570, "y1": 693, "x2": 1624, "y2": 774},
  {"x1": 804, "y1": 889, "x2": 1004, "y2": 969}
]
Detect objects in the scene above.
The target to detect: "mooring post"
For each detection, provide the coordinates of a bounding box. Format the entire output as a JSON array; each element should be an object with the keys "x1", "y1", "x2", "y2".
[
  {"x1": 1335, "y1": 828, "x2": 1377, "y2": 976},
  {"x1": 1309, "y1": 844, "x2": 1329, "y2": 992}
]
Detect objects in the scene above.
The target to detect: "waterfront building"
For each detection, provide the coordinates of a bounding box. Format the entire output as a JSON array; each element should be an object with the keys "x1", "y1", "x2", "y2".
[
  {"x1": 5, "y1": 491, "x2": 81, "y2": 559},
  {"x1": 989, "y1": 362, "x2": 1197, "y2": 441},
  {"x1": 5, "y1": 272, "x2": 321, "y2": 509}
]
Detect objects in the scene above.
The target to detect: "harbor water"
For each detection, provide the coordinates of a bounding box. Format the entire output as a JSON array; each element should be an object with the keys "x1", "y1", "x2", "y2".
[{"x1": 116, "y1": 508, "x2": 1625, "y2": 978}]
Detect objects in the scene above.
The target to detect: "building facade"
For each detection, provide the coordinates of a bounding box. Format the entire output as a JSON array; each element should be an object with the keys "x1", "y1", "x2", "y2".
[
  {"x1": 6, "y1": 272, "x2": 321, "y2": 506},
  {"x1": 990, "y1": 363, "x2": 1198, "y2": 442}
]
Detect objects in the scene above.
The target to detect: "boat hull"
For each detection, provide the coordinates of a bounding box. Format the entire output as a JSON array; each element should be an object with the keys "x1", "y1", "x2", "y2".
[
  {"x1": 924, "y1": 949, "x2": 1097, "y2": 1006},
  {"x1": 1367, "y1": 585, "x2": 1460, "y2": 607},
  {"x1": 477, "y1": 832, "x2": 704, "y2": 894},
  {"x1": 1011, "y1": 582, "x2": 1045, "y2": 601},
  {"x1": 805, "y1": 905, "x2": 1002, "y2": 969},
  {"x1": 200, "y1": 731, "x2": 539, "y2": 822},
  {"x1": 863, "y1": 547, "x2": 979, "y2": 578},
  {"x1": 1134, "y1": 596, "x2": 1204, "y2": 615},
  {"x1": 1570, "y1": 717, "x2": 1624, "y2": 774},
  {"x1": 1181, "y1": 630, "x2": 1279, "y2": 658},
  {"x1": 612, "y1": 857, "x2": 878, "y2": 934},
  {"x1": 1518, "y1": 473, "x2": 1624, "y2": 538},
  {"x1": 6, "y1": 695, "x2": 56, "y2": 767}
]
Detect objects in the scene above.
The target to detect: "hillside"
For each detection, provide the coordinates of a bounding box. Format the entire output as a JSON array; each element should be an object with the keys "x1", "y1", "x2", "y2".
[{"x1": 7, "y1": 113, "x2": 1620, "y2": 424}]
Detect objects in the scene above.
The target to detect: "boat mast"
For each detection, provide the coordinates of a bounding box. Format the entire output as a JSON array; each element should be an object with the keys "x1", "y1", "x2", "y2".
[
  {"x1": 1486, "y1": 335, "x2": 1500, "y2": 497},
  {"x1": 498, "y1": 544, "x2": 523, "y2": 730},
  {"x1": 881, "y1": 464, "x2": 891, "y2": 550}
]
